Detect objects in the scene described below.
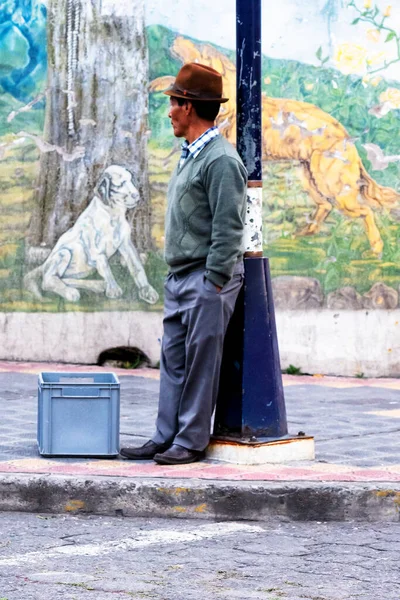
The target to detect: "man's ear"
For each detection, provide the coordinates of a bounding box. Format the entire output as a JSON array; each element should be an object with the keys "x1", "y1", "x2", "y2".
[{"x1": 185, "y1": 100, "x2": 194, "y2": 116}]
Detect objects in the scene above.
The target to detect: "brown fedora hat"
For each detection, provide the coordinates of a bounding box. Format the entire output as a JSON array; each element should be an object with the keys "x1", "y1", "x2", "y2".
[{"x1": 163, "y1": 63, "x2": 229, "y2": 103}]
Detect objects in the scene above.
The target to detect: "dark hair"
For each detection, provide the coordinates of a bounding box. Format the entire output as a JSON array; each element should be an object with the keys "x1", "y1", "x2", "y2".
[{"x1": 175, "y1": 97, "x2": 220, "y2": 122}]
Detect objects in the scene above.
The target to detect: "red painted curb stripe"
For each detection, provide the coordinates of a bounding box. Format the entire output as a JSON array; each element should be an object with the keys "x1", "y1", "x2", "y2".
[{"x1": 1, "y1": 459, "x2": 400, "y2": 482}]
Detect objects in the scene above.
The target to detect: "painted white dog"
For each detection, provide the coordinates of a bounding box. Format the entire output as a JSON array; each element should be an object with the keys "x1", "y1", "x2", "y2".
[{"x1": 24, "y1": 165, "x2": 159, "y2": 304}]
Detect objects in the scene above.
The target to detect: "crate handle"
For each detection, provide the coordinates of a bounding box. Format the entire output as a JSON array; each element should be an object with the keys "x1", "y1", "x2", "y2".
[
  {"x1": 61, "y1": 394, "x2": 102, "y2": 399},
  {"x1": 59, "y1": 377, "x2": 95, "y2": 384},
  {"x1": 61, "y1": 387, "x2": 101, "y2": 398}
]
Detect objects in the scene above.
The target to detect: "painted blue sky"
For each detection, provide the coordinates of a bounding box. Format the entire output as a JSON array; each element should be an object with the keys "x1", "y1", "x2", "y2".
[{"x1": 0, "y1": 0, "x2": 47, "y2": 100}]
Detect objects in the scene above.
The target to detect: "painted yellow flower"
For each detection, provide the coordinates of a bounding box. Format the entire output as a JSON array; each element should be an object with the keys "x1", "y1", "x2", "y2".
[
  {"x1": 264, "y1": 76, "x2": 271, "y2": 85},
  {"x1": 366, "y1": 28, "x2": 380, "y2": 43},
  {"x1": 380, "y1": 87, "x2": 400, "y2": 108},
  {"x1": 367, "y1": 51, "x2": 386, "y2": 66},
  {"x1": 364, "y1": 0, "x2": 371, "y2": 8},
  {"x1": 370, "y1": 76, "x2": 382, "y2": 87},
  {"x1": 305, "y1": 83, "x2": 314, "y2": 91},
  {"x1": 362, "y1": 74, "x2": 381, "y2": 87},
  {"x1": 334, "y1": 43, "x2": 367, "y2": 74},
  {"x1": 383, "y1": 5, "x2": 392, "y2": 17}
]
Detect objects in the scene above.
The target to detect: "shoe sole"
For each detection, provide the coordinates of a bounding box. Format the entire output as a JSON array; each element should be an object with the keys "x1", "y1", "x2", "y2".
[
  {"x1": 153, "y1": 453, "x2": 205, "y2": 465},
  {"x1": 119, "y1": 447, "x2": 170, "y2": 460},
  {"x1": 119, "y1": 453, "x2": 157, "y2": 460}
]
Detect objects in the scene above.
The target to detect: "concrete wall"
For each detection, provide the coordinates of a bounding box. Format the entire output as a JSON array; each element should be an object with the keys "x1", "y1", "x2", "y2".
[
  {"x1": 0, "y1": 312, "x2": 163, "y2": 365},
  {"x1": 0, "y1": 0, "x2": 400, "y2": 375},
  {"x1": 0, "y1": 309, "x2": 399, "y2": 378},
  {"x1": 277, "y1": 310, "x2": 400, "y2": 378}
]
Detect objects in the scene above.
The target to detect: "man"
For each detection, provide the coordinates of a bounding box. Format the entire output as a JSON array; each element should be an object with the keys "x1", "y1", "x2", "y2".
[{"x1": 120, "y1": 63, "x2": 247, "y2": 465}]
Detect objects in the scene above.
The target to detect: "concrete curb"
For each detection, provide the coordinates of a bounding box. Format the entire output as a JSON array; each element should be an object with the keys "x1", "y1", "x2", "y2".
[{"x1": 1, "y1": 473, "x2": 399, "y2": 522}]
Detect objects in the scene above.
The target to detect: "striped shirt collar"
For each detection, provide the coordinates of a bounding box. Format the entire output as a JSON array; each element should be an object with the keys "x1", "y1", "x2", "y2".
[{"x1": 179, "y1": 126, "x2": 219, "y2": 168}]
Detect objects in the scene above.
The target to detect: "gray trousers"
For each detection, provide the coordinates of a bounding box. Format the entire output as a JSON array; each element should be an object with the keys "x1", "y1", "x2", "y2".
[{"x1": 152, "y1": 263, "x2": 244, "y2": 451}]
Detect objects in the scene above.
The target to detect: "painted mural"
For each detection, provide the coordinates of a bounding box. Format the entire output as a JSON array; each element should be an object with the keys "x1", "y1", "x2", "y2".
[
  {"x1": 1, "y1": 0, "x2": 400, "y2": 312},
  {"x1": 24, "y1": 165, "x2": 159, "y2": 304}
]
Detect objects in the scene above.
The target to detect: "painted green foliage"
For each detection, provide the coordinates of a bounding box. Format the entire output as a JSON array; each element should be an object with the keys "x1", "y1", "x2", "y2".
[{"x1": 1, "y1": 1, "x2": 400, "y2": 311}]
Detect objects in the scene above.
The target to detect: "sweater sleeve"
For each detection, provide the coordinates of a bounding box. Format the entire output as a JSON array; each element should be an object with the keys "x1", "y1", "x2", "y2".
[{"x1": 204, "y1": 154, "x2": 248, "y2": 287}]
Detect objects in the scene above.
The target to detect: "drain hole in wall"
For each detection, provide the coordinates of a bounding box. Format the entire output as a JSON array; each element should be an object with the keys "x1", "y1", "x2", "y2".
[{"x1": 97, "y1": 346, "x2": 150, "y2": 370}]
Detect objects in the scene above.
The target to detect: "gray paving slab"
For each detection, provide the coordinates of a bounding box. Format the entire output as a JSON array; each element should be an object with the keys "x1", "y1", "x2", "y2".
[
  {"x1": 1, "y1": 372, "x2": 400, "y2": 468},
  {"x1": 1, "y1": 370, "x2": 400, "y2": 521}
]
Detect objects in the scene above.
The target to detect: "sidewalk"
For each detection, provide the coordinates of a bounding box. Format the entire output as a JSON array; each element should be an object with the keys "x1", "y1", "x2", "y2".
[{"x1": 1, "y1": 361, "x2": 400, "y2": 521}]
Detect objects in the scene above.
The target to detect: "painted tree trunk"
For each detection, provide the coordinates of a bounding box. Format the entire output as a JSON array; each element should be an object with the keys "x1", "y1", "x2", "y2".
[{"x1": 28, "y1": 0, "x2": 151, "y2": 251}]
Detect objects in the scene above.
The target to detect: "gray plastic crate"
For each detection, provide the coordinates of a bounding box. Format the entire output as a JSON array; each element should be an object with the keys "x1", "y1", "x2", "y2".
[{"x1": 38, "y1": 372, "x2": 120, "y2": 457}]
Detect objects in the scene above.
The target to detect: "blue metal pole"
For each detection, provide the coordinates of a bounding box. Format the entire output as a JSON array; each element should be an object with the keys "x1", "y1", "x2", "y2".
[
  {"x1": 214, "y1": 0, "x2": 288, "y2": 440},
  {"x1": 236, "y1": 0, "x2": 262, "y2": 184}
]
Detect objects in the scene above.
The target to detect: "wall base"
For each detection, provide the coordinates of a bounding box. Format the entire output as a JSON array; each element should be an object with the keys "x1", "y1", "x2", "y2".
[{"x1": 0, "y1": 309, "x2": 399, "y2": 377}]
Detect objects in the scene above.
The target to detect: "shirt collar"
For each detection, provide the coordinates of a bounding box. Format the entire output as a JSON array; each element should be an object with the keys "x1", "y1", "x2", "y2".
[{"x1": 179, "y1": 126, "x2": 219, "y2": 167}]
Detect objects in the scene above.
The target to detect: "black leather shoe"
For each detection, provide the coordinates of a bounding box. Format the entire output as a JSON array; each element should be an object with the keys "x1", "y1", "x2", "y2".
[
  {"x1": 120, "y1": 440, "x2": 170, "y2": 460},
  {"x1": 153, "y1": 444, "x2": 206, "y2": 465}
]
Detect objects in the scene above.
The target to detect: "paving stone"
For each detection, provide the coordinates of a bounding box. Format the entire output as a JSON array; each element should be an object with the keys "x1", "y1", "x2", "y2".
[
  {"x1": 1, "y1": 368, "x2": 400, "y2": 482},
  {"x1": 0, "y1": 513, "x2": 399, "y2": 599}
]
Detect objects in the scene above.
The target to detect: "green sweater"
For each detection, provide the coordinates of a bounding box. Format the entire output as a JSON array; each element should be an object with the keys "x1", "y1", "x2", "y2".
[{"x1": 164, "y1": 135, "x2": 248, "y2": 287}]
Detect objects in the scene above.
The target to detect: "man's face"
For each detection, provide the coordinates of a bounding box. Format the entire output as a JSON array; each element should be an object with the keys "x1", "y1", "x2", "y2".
[{"x1": 168, "y1": 97, "x2": 190, "y2": 138}]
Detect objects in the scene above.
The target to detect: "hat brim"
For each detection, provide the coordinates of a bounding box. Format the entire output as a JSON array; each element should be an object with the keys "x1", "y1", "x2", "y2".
[{"x1": 163, "y1": 87, "x2": 229, "y2": 103}]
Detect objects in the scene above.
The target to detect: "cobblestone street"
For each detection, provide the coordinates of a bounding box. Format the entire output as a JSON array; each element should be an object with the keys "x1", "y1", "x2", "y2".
[{"x1": 0, "y1": 512, "x2": 399, "y2": 600}]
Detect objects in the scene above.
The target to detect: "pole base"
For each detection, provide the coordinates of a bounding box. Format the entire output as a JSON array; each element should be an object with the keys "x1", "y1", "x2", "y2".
[{"x1": 207, "y1": 435, "x2": 315, "y2": 465}]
